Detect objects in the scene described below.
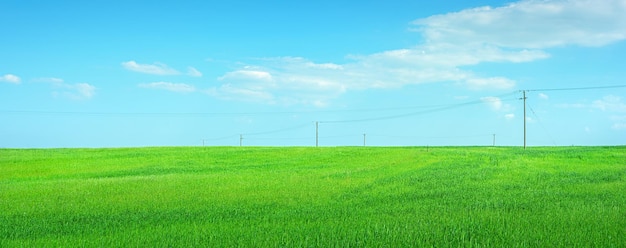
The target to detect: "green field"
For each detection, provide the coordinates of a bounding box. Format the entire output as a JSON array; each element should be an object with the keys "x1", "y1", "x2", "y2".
[{"x1": 1, "y1": 146, "x2": 625, "y2": 247}]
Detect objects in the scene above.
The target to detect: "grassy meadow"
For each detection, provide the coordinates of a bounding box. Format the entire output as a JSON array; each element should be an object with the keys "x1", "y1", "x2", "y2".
[{"x1": 1, "y1": 146, "x2": 625, "y2": 247}]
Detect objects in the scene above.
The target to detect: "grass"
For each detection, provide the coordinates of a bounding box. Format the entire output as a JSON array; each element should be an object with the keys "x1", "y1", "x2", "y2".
[{"x1": 1, "y1": 146, "x2": 625, "y2": 247}]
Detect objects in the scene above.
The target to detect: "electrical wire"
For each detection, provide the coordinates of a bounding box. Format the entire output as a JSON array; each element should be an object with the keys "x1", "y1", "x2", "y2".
[
  {"x1": 321, "y1": 92, "x2": 519, "y2": 124},
  {"x1": 528, "y1": 104, "x2": 558, "y2": 146},
  {"x1": 525, "y1": 84, "x2": 626, "y2": 92},
  {"x1": 368, "y1": 134, "x2": 494, "y2": 139},
  {"x1": 243, "y1": 122, "x2": 311, "y2": 136}
]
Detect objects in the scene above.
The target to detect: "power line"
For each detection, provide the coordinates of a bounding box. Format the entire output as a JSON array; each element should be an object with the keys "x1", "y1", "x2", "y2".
[
  {"x1": 517, "y1": 84, "x2": 626, "y2": 148},
  {"x1": 528, "y1": 103, "x2": 558, "y2": 146},
  {"x1": 243, "y1": 122, "x2": 311, "y2": 136},
  {"x1": 0, "y1": 99, "x2": 514, "y2": 116},
  {"x1": 525, "y1": 84, "x2": 626, "y2": 92},
  {"x1": 368, "y1": 134, "x2": 493, "y2": 139},
  {"x1": 320, "y1": 92, "x2": 518, "y2": 124},
  {"x1": 0, "y1": 110, "x2": 306, "y2": 116},
  {"x1": 0, "y1": 92, "x2": 526, "y2": 117},
  {"x1": 243, "y1": 136, "x2": 313, "y2": 141}
]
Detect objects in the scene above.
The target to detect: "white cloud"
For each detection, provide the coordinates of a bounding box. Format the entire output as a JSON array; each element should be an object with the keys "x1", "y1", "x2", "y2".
[
  {"x1": 17, "y1": 76, "x2": 95, "y2": 100},
  {"x1": 308, "y1": 62, "x2": 343, "y2": 70},
  {"x1": 592, "y1": 95, "x2": 626, "y2": 112},
  {"x1": 612, "y1": 123, "x2": 626, "y2": 130},
  {"x1": 213, "y1": 55, "x2": 519, "y2": 105},
  {"x1": 481, "y1": 96, "x2": 515, "y2": 113},
  {"x1": 122, "y1": 61, "x2": 180, "y2": 75},
  {"x1": 556, "y1": 103, "x2": 586, "y2": 109},
  {"x1": 0, "y1": 74, "x2": 21, "y2": 84},
  {"x1": 53, "y1": 82, "x2": 96, "y2": 100},
  {"x1": 611, "y1": 116, "x2": 626, "y2": 130},
  {"x1": 359, "y1": 44, "x2": 548, "y2": 68},
  {"x1": 33, "y1": 77, "x2": 64, "y2": 83},
  {"x1": 219, "y1": 69, "x2": 274, "y2": 82},
  {"x1": 505, "y1": 113, "x2": 515, "y2": 120},
  {"x1": 212, "y1": 59, "x2": 354, "y2": 105},
  {"x1": 481, "y1": 96, "x2": 504, "y2": 111},
  {"x1": 139, "y1": 82, "x2": 196, "y2": 93},
  {"x1": 466, "y1": 77, "x2": 516, "y2": 90},
  {"x1": 413, "y1": 0, "x2": 626, "y2": 48},
  {"x1": 74, "y1": 83, "x2": 96, "y2": 98},
  {"x1": 208, "y1": 0, "x2": 626, "y2": 106},
  {"x1": 538, "y1": 93, "x2": 549, "y2": 100},
  {"x1": 592, "y1": 96, "x2": 626, "y2": 129},
  {"x1": 206, "y1": 84, "x2": 275, "y2": 104},
  {"x1": 187, "y1": 67, "x2": 202, "y2": 77}
]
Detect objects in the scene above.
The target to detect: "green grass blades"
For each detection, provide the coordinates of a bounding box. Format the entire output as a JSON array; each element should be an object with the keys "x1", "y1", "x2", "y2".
[{"x1": 1, "y1": 146, "x2": 625, "y2": 247}]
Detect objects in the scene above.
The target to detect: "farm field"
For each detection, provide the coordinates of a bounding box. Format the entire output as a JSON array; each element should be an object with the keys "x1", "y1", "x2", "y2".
[{"x1": 1, "y1": 146, "x2": 625, "y2": 247}]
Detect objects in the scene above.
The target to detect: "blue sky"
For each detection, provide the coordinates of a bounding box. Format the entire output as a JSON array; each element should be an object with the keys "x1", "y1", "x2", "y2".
[{"x1": 1, "y1": 0, "x2": 626, "y2": 148}]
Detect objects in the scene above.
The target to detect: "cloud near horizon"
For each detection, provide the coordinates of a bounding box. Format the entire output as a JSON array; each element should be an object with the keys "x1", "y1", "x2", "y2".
[
  {"x1": 122, "y1": 61, "x2": 204, "y2": 77},
  {"x1": 187, "y1": 67, "x2": 202, "y2": 77},
  {"x1": 52, "y1": 82, "x2": 96, "y2": 100},
  {"x1": 122, "y1": 61, "x2": 180, "y2": 75},
  {"x1": 593, "y1": 95, "x2": 626, "y2": 130},
  {"x1": 139, "y1": 82, "x2": 196, "y2": 93},
  {"x1": 592, "y1": 95, "x2": 626, "y2": 112},
  {"x1": 557, "y1": 94, "x2": 626, "y2": 130},
  {"x1": 0, "y1": 74, "x2": 21, "y2": 84},
  {"x1": 26, "y1": 77, "x2": 96, "y2": 100},
  {"x1": 32, "y1": 77, "x2": 64, "y2": 83}
]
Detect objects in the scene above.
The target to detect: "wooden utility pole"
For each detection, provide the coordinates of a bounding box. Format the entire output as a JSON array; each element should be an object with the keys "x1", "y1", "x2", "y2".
[
  {"x1": 240, "y1": 134, "x2": 243, "y2": 147},
  {"x1": 493, "y1": 134, "x2": 496, "y2": 147},
  {"x1": 315, "y1": 121, "x2": 319, "y2": 147},
  {"x1": 363, "y1": 133, "x2": 366, "y2": 146},
  {"x1": 523, "y1": 90, "x2": 527, "y2": 150}
]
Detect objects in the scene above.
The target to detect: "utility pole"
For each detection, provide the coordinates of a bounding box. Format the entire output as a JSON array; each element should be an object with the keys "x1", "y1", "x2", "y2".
[
  {"x1": 202, "y1": 139, "x2": 205, "y2": 147},
  {"x1": 363, "y1": 133, "x2": 366, "y2": 146},
  {"x1": 315, "y1": 121, "x2": 319, "y2": 147},
  {"x1": 522, "y1": 90, "x2": 527, "y2": 150},
  {"x1": 240, "y1": 134, "x2": 243, "y2": 147},
  {"x1": 493, "y1": 134, "x2": 496, "y2": 147}
]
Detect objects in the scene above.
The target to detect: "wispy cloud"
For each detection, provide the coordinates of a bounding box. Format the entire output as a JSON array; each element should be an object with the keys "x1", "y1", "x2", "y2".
[
  {"x1": 414, "y1": 0, "x2": 626, "y2": 48},
  {"x1": 481, "y1": 96, "x2": 504, "y2": 111},
  {"x1": 52, "y1": 82, "x2": 96, "y2": 100},
  {"x1": 0, "y1": 74, "x2": 21, "y2": 84},
  {"x1": 208, "y1": 0, "x2": 626, "y2": 106},
  {"x1": 122, "y1": 61, "x2": 205, "y2": 78},
  {"x1": 139, "y1": 82, "x2": 196, "y2": 93},
  {"x1": 33, "y1": 77, "x2": 96, "y2": 100},
  {"x1": 481, "y1": 96, "x2": 514, "y2": 114},
  {"x1": 466, "y1": 77, "x2": 516, "y2": 91},
  {"x1": 559, "y1": 95, "x2": 626, "y2": 130},
  {"x1": 219, "y1": 69, "x2": 274, "y2": 82},
  {"x1": 73, "y1": 83, "x2": 97, "y2": 99},
  {"x1": 32, "y1": 77, "x2": 64, "y2": 83},
  {"x1": 206, "y1": 84, "x2": 275, "y2": 104},
  {"x1": 211, "y1": 58, "x2": 348, "y2": 106},
  {"x1": 610, "y1": 116, "x2": 626, "y2": 130},
  {"x1": 122, "y1": 61, "x2": 180, "y2": 75},
  {"x1": 592, "y1": 95, "x2": 626, "y2": 112},
  {"x1": 187, "y1": 67, "x2": 202, "y2": 77}
]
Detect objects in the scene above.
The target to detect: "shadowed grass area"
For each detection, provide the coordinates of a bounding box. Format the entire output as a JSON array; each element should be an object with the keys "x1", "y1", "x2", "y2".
[{"x1": 1, "y1": 146, "x2": 625, "y2": 247}]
